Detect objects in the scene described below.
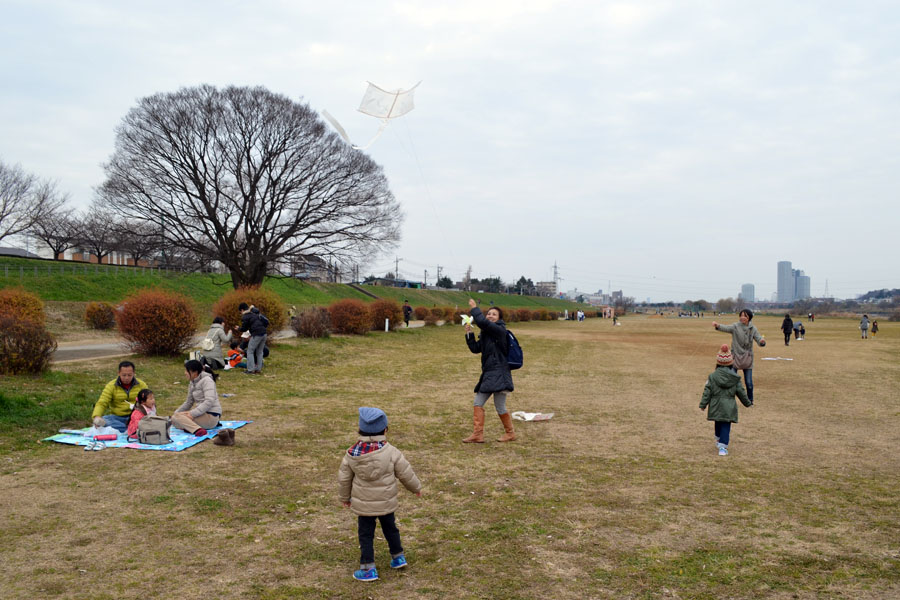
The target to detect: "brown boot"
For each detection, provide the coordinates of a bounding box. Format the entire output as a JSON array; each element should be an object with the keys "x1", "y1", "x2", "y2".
[
  {"x1": 497, "y1": 413, "x2": 517, "y2": 442},
  {"x1": 462, "y1": 407, "x2": 485, "y2": 443}
]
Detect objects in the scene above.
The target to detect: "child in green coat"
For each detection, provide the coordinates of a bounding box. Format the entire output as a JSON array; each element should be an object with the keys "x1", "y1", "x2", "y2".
[{"x1": 700, "y1": 345, "x2": 752, "y2": 456}]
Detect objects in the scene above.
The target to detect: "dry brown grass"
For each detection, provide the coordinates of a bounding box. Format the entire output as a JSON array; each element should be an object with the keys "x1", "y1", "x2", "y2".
[{"x1": 1, "y1": 314, "x2": 898, "y2": 599}]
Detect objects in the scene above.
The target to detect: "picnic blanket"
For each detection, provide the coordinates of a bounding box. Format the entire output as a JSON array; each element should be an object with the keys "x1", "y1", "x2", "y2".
[{"x1": 44, "y1": 420, "x2": 251, "y2": 452}]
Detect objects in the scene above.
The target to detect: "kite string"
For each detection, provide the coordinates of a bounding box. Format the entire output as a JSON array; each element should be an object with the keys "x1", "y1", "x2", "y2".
[{"x1": 394, "y1": 118, "x2": 460, "y2": 281}]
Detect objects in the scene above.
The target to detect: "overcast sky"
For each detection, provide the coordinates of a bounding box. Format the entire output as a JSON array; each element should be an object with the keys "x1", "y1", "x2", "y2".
[{"x1": 2, "y1": 0, "x2": 898, "y2": 301}]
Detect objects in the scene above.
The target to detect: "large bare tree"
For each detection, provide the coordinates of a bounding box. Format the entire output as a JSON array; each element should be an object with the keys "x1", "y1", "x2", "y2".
[
  {"x1": 99, "y1": 85, "x2": 402, "y2": 288},
  {"x1": 0, "y1": 161, "x2": 65, "y2": 244}
]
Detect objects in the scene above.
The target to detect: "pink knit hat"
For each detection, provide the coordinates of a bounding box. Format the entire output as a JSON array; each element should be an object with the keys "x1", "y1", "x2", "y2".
[{"x1": 716, "y1": 344, "x2": 733, "y2": 366}]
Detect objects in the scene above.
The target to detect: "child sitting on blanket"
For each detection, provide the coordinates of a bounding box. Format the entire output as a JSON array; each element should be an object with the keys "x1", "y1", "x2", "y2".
[
  {"x1": 338, "y1": 407, "x2": 422, "y2": 582},
  {"x1": 126, "y1": 389, "x2": 156, "y2": 439},
  {"x1": 224, "y1": 341, "x2": 246, "y2": 370}
]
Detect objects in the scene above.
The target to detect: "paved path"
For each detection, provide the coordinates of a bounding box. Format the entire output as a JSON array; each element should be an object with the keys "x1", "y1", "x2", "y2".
[{"x1": 51, "y1": 323, "x2": 427, "y2": 363}]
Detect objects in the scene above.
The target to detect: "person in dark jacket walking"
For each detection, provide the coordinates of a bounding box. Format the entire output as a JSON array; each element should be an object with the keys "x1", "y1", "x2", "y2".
[
  {"x1": 402, "y1": 301, "x2": 413, "y2": 327},
  {"x1": 700, "y1": 345, "x2": 752, "y2": 456},
  {"x1": 238, "y1": 303, "x2": 268, "y2": 374},
  {"x1": 781, "y1": 314, "x2": 793, "y2": 346},
  {"x1": 462, "y1": 298, "x2": 516, "y2": 443}
]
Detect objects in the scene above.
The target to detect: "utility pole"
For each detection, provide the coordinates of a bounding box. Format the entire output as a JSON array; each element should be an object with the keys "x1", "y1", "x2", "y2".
[
  {"x1": 395, "y1": 256, "x2": 401, "y2": 280},
  {"x1": 424, "y1": 269, "x2": 428, "y2": 287},
  {"x1": 553, "y1": 261, "x2": 559, "y2": 295},
  {"x1": 436, "y1": 265, "x2": 442, "y2": 282}
]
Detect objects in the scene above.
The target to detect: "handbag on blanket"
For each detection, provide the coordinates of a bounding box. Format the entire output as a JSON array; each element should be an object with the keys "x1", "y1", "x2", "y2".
[{"x1": 136, "y1": 416, "x2": 172, "y2": 445}]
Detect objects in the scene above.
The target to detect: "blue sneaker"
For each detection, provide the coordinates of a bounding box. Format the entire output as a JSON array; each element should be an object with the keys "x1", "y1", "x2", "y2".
[
  {"x1": 390, "y1": 555, "x2": 408, "y2": 569},
  {"x1": 353, "y1": 567, "x2": 378, "y2": 581}
]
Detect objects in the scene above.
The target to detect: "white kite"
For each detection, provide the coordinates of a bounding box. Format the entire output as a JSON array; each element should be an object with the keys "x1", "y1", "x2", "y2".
[{"x1": 322, "y1": 81, "x2": 421, "y2": 150}]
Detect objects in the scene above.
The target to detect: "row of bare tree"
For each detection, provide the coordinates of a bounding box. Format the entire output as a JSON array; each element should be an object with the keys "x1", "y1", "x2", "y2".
[
  {"x1": 0, "y1": 164, "x2": 206, "y2": 269},
  {"x1": 1, "y1": 84, "x2": 402, "y2": 287}
]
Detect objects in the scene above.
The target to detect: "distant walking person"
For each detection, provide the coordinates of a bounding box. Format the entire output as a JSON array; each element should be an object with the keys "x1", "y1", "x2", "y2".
[
  {"x1": 871, "y1": 320, "x2": 879, "y2": 336},
  {"x1": 402, "y1": 301, "x2": 412, "y2": 327},
  {"x1": 860, "y1": 314, "x2": 869, "y2": 339},
  {"x1": 781, "y1": 314, "x2": 793, "y2": 346},
  {"x1": 713, "y1": 309, "x2": 766, "y2": 405}
]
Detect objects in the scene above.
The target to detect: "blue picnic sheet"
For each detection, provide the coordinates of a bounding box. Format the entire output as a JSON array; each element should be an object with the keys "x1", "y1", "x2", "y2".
[{"x1": 44, "y1": 420, "x2": 252, "y2": 452}]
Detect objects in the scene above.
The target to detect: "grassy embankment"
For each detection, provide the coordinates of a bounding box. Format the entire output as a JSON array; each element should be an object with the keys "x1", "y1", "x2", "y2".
[
  {"x1": 1, "y1": 314, "x2": 898, "y2": 598},
  {"x1": 0, "y1": 255, "x2": 583, "y2": 340}
]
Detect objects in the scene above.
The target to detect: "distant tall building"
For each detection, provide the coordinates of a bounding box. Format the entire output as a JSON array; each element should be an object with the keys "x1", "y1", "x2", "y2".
[
  {"x1": 741, "y1": 283, "x2": 755, "y2": 303},
  {"x1": 777, "y1": 261, "x2": 812, "y2": 302},
  {"x1": 796, "y1": 274, "x2": 811, "y2": 300},
  {"x1": 777, "y1": 261, "x2": 793, "y2": 303}
]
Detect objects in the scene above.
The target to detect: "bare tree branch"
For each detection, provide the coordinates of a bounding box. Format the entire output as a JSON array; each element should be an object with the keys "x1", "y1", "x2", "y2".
[{"x1": 0, "y1": 161, "x2": 65, "y2": 243}]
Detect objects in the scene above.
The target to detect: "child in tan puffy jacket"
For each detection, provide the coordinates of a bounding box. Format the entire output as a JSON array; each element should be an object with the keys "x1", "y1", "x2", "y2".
[{"x1": 338, "y1": 407, "x2": 422, "y2": 582}]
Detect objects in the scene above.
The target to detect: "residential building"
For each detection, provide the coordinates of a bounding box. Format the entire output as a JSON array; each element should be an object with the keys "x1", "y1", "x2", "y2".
[{"x1": 741, "y1": 283, "x2": 755, "y2": 303}]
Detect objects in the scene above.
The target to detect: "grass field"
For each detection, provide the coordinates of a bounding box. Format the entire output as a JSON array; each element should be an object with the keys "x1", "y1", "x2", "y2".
[{"x1": 1, "y1": 314, "x2": 898, "y2": 599}]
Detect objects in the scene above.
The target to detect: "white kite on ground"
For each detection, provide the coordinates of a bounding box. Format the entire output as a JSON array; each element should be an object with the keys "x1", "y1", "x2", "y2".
[
  {"x1": 322, "y1": 81, "x2": 421, "y2": 150},
  {"x1": 512, "y1": 411, "x2": 554, "y2": 422}
]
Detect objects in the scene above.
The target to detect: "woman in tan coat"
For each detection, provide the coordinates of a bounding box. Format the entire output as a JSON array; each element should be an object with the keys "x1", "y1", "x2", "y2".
[{"x1": 171, "y1": 360, "x2": 222, "y2": 437}]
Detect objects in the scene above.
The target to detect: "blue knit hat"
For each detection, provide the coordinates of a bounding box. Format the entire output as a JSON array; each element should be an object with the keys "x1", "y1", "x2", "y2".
[{"x1": 358, "y1": 407, "x2": 388, "y2": 434}]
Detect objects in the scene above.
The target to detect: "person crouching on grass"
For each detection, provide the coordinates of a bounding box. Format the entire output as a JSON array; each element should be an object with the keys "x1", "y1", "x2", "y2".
[
  {"x1": 700, "y1": 345, "x2": 752, "y2": 456},
  {"x1": 338, "y1": 407, "x2": 421, "y2": 582}
]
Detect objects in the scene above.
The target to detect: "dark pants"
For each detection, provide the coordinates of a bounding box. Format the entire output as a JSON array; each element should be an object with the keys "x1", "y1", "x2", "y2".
[
  {"x1": 733, "y1": 367, "x2": 753, "y2": 402},
  {"x1": 358, "y1": 513, "x2": 403, "y2": 564},
  {"x1": 784, "y1": 332, "x2": 791, "y2": 345},
  {"x1": 715, "y1": 421, "x2": 732, "y2": 446}
]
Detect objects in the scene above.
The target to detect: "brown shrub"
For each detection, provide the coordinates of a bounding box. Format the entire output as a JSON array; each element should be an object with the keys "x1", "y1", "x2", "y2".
[
  {"x1": 84, "y1": 301, "x2": 116, "y2": 330},
  {"x1": 443, "y1": 307, "x2": 456, "y2": 322},
  {"x1": 548, "y1": 311, "x2": 559, "y2": 320},
  {"x1": 413, "y1": 306, "x2": 429, "y2": 320},
  {"x1": 328, "y1": 299, "x2": 371, "y2": 335},
  {"x1": 116, "y1": 289, "x2": 198, "y2": 355},
  {"x1": 0, "y1": 287, "x2": 45, "y2": 326},
  {"x1": 211, "y1": 286, "x2": 286, "y2": 335},
  {"x1": 369, "y1": 299, "x2": 404, "y2": 331},
  {"x1": 429, "y1": 307, "x2": 445, "y2": 319},
  {"x1": 516, "y1": 308, "x2": 532, "y2": 322},
  {"x1": 423, "y1": 314, "x2": 439, "y2": 326},
  {"x1": 534, "y1": 308, "x2": 550, "y2": 321},
  {"x1": 0, "y1": 317, "x2": 57, "y2": 375},
  {"x1": 505, "y1": 309, "x2": 519, "y2": 323},
  {"x1": 292, "y1": 307, "x2": 331, "y2": 338}
]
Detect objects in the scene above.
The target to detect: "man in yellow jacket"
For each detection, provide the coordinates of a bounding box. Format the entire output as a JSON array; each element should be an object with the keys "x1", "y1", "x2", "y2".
[{"x1": 91, "y1": 361, "x2": 149, "y2": 433}]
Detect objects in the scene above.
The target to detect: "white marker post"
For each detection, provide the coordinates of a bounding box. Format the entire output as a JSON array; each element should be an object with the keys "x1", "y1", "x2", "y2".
[{"x1": 385, "y1": 318, "x2": 389, "y2": 332}]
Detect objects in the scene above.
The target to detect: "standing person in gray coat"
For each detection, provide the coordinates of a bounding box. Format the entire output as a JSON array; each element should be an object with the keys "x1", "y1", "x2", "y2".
[
  {"x1": 860, "y1": 314, "x2": 869, "y2": 339},
  {"x1": 171, "y1": 360, "x2": 222, "y2": 436},
  {"x1": 712, "y1": 308, "x2": 766, "y2": 405},
  {"x1": 199, "y1": 317, "x2": 232, "y2": 370},
  {"x1": 462, "y1": 298, "x2": 516, "y2": 443}
]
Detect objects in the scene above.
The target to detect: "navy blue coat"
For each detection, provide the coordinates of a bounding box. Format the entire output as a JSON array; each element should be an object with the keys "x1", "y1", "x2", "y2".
[
  {"x1": 241, "y1": 311, "x2": 268, "y2": 337},
  {"x1": 465, "y1": 307, "x2": 514, "y2": 394}
]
